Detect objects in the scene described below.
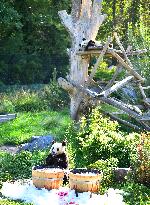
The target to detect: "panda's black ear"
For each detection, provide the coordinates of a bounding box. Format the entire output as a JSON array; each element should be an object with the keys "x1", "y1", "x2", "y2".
[
  {"x1": 52, "y1": 140, "x2": 55, "y2": 145},
  {"x1": 62, "y1": 140, "x2": 66, "y2": 146}
]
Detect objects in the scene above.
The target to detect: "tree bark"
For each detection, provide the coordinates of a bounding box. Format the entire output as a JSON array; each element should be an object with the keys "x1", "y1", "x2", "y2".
[{"x1": 58, "y1": 0, "x2": 106, "y2": 120}]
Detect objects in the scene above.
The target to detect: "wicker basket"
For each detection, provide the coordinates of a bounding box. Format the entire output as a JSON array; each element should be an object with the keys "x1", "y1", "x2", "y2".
[
  {"x1": 69, "y1": 168, "x2": 102, "y2": 193},
  {"x1": 32, "y1": 166, "x2": 64, "y2": 190}
]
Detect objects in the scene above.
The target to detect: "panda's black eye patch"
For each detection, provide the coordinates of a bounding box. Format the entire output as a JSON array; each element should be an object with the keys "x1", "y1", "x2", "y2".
[
  {"x1": 52, "y1": 147, "x2": 54, "y2": 150},
  {"x1": 57, "y1": 148, "x2": 59, "y2": 151}
]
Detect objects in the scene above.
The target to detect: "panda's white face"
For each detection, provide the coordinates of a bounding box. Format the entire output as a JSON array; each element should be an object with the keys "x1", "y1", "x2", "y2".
[
  {"x1": 79, "y1": 38, "x2": 89, "y2": 48},
  {"x1": 50, "y1": 142, "x2": 65, "y2": 156}
]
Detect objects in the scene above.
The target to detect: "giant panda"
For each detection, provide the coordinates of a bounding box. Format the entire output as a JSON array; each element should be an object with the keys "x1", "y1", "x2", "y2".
[
  {"x1": 79, "y1": 38, "x2": 90, "y2": 50},
  {"x1": 79, "y1": 38, "x2": 103, "y2": 51},
  {"x1": 45, "y1": 140, "x2": 68, "y2": 169},
  {"x1": 45, "y1": 140, "x2": 69, "y2": 184}
]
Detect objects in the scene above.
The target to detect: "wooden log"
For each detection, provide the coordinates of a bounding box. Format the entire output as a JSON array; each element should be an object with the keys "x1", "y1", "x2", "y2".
[
  {"x1": 76, "y1": 49, "x2": 147, "y2": 56},
  {"x1": 98, "y1": 97, "x2": 142, "y2": 119},
  {"x1": 58, "y1": 77, "x2": 76, "y2": 95},
  {"x1": 112, "y1": 111, "x2": 125, "y2": 115},
  {"x1": 97, "y1": 97, "x2": 150, "y2": 130},
  {"x1": 67, "y1": 79, "x2": 144, "y2": 116},
  {"x1": 138, "y1": 83, "x2": 147, "y2": 99},
  {"x1": 110, "y1": 50, "x2": 145, "y2": 83},
  {"x1": 143, "y1": 86, "x2": 150, "y2": 90},
  {"x1": 126, "y1": 49, "x2": 147, "y2": 55},
  {"x1": 105, "y1": 64, "x2": 122, "y2": 89},
  {"x1": 140, "y1": 116, "x2": 150, "y2": 121},
  {"x1": 66, "y1": 79, "x2": 142, "y2": 117},
  {"x1": 114, "y1": 32, "x2": 133, "y2": 68},
  {"x1": 62, "y1": 79, "x2": 150, "y2": 130},
  {"x1": 143, "y1": 98, "x2": 150, "y2": 108},
  {"x1": 99, "y1": 76, "x2": 134, "y2": 97},
  {"x1": 103, "y1": 111, "x2": 142, "y2": 131}
]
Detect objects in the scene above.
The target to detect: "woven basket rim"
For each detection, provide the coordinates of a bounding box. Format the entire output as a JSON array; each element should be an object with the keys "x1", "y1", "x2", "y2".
[
  {"x1": 69, "y1": 168, "x2": 101, "y2": 174},
  {"x1": 32, "y1": 165, "x2": 64, "y2": 170}
]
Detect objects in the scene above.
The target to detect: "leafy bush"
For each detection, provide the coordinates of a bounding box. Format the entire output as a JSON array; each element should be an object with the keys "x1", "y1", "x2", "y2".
[
  {"x1": 65, "y1": 108, "x2": 140, "y2": 169},
  {"x1": 40, "y1": 80, "x2": 69, "y2": 111},
  {"x1": 114, "y1": 182, "x2": 150, "y2": 205},
  {"x1": 0, "y1": 81, "x2": 69, "y2": 113},
  {"x1": 14, "y1": 90, "x2": 45, "y2": 112},
  {"x1": 130, "y1": 132, "x2": 150, "y2": 187},
  {"x1": 93, "y1": 60, "x2": 126, "y2": 82},
  {"x1": 88, "y1": 157, "x2": 118, "y2": 188},
  {"x1": 0, "y1": 96, "x2": 15, "y2": 114},
  {"x1": 0, "y1": 151, "x2": 47, "y2": 186}
]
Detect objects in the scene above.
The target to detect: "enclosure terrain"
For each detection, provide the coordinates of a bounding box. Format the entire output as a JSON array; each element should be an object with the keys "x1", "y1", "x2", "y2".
[{"x1": 0, "y1": 0, "x2": 150, "y2": 204}]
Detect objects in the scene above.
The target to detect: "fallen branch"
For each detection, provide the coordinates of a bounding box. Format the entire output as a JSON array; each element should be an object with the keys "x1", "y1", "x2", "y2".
[
  {"x1": 138, "y1": 83, "x2": 147, "y2": 99},
  {"x1": 99, "y1": 76, "x2": 134, "y2": 97},
  {"x1": 105, "y1": 65, "x2": 122, "y2": 89},
  {"x1": 142, "y1": 86, "x2": 150, "y2": 90},
  {"x1": 103, "y1": 111, "x2": 142, "y2": 131},
  {"x1": 58, "y1": 77, "x2": 76, "y2": 95},
  {"x1": 97, "y1": 97, "x2": 150, "y2": 130},
  {"x1": 110, "y1": 50, "x2": 144, "y2": 83},
  {"x1": 114, "y1": 32, "x2": 133, "y2": 68}
]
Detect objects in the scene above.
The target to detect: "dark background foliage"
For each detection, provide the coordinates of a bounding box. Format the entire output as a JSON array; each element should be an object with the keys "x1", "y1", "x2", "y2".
[{"x1": 0, "y1": 0, "x2": 149, "y2": 85}]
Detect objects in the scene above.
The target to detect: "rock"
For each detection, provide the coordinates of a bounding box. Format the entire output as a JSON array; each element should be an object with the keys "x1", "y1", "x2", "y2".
[
  {"x1": 0, "y1": 145, "x2": 19, "y2": 154},
  {"x1": 17, "y1": 135, "x2": 54, "y2": 153},
  {"x1": 0, "y1": 114, "x2": 17, "y2": 123},
  {"x1": 114, "y1": 168, "x2": 131, "y2": 182}
]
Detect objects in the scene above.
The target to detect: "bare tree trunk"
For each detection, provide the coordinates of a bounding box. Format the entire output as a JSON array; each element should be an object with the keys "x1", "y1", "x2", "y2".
[{"x1": 58, "y1": 0, "x2": 106, "y2": 120}]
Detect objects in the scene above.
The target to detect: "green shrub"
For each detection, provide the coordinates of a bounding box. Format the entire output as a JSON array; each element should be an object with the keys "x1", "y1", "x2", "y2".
[
  {"x1": 114, "y1": 182, "x2": 150, "y2": 205},
  {"x1": 0, "y1": 97, "x2": 15, "y2": 114},
  {"x1": 88, "y1": 157, "x2": 118, "y2": 188},
  {"x1": 0, "y1": 150, "x2": 47, "y2": 185},
  {"x1": 40, "y1": 82, "x2": 68, "y2": 110},
  {"x1": 14, "y1": 91, "x2": 45, "y2": 112},
  {"x1": 93, "y1": 61, "x2": 126, "y2": 82},
  {"x1": 65, "y1": 108, "x2": 140, "y2": 169},
  {"x1": 0, "y1": 77, "x2": 69, "y2": 112},
  {"x1": 130, "y1": 132, "x2": 150, "y2": 187}
]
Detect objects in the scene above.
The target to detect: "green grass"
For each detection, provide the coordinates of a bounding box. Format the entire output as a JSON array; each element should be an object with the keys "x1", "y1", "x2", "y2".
[
  {"x1": 0, "y1": 109, "x2": 71, "y2": 146},
  {"x1": 0, "y1": 199, "x2": 32, "y2": 205}
]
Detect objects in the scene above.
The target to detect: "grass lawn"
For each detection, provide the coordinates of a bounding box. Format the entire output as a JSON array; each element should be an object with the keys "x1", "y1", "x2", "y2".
[
  {"x1": 0, "y1": 109, "x2": 71, "y2": 146},
  {"x1": 0, "y1": 199, "x2": 33, "y2": 205}
]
